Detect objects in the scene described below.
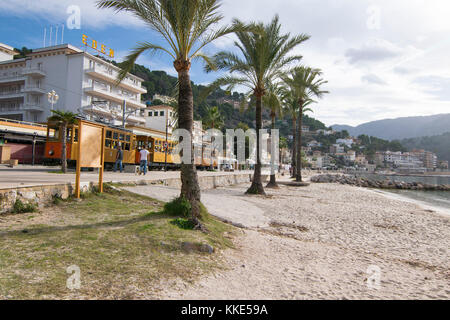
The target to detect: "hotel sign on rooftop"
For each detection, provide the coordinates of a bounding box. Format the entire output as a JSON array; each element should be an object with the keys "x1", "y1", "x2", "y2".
[{"x1": 82, "y1": 34, "x2": 114, "y2": 58}]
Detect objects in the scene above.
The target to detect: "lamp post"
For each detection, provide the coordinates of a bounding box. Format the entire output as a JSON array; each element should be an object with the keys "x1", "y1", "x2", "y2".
[{"x1": 47, "y1": 90, "x2": 59, "y2": 111}]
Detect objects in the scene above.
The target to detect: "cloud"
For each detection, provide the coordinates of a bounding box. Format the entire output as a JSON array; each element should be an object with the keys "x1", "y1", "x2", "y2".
[
  {"x1": 413, "y1": 76, "x2": 450, "y2": 101},
  {"x1": 345, "y1": 39, "x2": 402, "y2": 64},
  {"x1": 361, "y1": 74, "x2": 387, "y2": 85},
  {"x1": 0, "y1": 0, "x2": 144, "y2": 29}
]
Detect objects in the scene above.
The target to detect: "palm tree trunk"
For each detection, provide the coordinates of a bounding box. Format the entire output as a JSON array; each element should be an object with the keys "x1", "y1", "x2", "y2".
[
  {"x1": 176, "y1": 60, "x2": 202, "y2": 222},
  {"x1": 266, "y1": 113, "x2": 278, "y2": 188},
  {"x1": 296, "y1": 104, "x2": 303, "y2": 182},
  {"x1": 291, "y1": 117, "x2": 297, "y2": 178},
  {"x1": 61, "y1": 123, "x2": 67, "y2": 174},
  {"x1": 246, "y1": 94, "x2": 265, "y2": 195}
]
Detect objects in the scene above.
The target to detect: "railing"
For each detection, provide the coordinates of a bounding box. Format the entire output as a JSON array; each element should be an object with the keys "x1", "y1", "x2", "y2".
[{"x1": 0, "y1": 116, "x2": 47, "y2": 128}]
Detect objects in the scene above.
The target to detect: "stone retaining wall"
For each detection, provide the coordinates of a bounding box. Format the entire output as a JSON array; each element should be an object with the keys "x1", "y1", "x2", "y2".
[
  {"x1": 311, "y1": 174, "x2": 450, "y2": 191},
  {"x1": 0, "y1": 173, "x2": 270, "y2": 214}
]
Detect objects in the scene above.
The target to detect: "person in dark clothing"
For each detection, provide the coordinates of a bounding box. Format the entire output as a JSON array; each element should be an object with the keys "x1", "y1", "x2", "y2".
[{"x1": 114, "y1": 145, "x2": 124, "y2": 173}]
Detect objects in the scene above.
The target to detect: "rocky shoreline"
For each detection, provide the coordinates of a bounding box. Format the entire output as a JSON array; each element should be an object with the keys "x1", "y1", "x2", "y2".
[{"x1": 311, "y1": 174, "x2": 450, "y2": 191}]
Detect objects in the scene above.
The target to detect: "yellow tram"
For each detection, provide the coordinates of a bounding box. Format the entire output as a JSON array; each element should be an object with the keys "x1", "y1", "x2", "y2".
[{"x1": 44, "y1": 120, "x2": 216, "y2": 170}]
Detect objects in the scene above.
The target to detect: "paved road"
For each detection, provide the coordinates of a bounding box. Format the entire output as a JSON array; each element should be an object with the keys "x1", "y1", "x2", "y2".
[{"x1": 0, "y1": 165, "x2": 257, "y2": 190}]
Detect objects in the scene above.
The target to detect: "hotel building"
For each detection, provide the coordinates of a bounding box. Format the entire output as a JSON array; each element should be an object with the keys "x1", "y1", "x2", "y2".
[{"x1": 0, "y1": 43, "x2": 147, "y2": 126}]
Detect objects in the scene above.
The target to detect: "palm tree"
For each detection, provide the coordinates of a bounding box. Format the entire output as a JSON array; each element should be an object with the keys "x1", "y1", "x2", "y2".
[
  {"x1": 203, "y1": 106, "x2": 224, "y2": 130},
  {"x1": 281, "y1": 90, "x2": 299, "y2": 177},
  {"x1": 97, "y1": 0, "x2": 248, "y2": 224},
  {"x1": 282, "y1": 66, "x2": 328, "y2": 182},
  {"x1": 206, "y1": 15, "x2": 310, "y2": 195},
  {"x1": 203, "y1": 105, "x2": 224, "y2": 170},
  {"x1": 262, "y1": 82, "x2": 283, "y2": 188},
  {"x1": 48, "y1": 110, "x2": 78, "y2": 173}
]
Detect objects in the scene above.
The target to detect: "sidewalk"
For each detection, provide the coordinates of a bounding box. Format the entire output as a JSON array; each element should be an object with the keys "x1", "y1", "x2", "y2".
[{"x1": 0, "y1": 165, "x2": 261, "y2": 190}]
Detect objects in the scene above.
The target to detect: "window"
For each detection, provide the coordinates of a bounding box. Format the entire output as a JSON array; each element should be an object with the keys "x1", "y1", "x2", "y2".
[
  {"x1": 126, "y1": 135, "x2": 131, "y2": 142},
  {"x1": 119, "y1": 133, "x2": 125, "y2": 141},
  {"x1": 160, "y1": 111, "x2": 165, "y2": 116},
  {"x1": 148, "y1": 111, "x2": 153, "y2": 117},
  {"x1": 154, "y1": 111, "x2": 158, "y2": 117},
  {"x1": 106, "y1": 130, "x2": 112, "y2": 139},
  {"x1": 105, "y1": 139, "x2": 112, "y2": 148},
  {"x1": 113, "y1": 132, "x2": 119, "y2": 140},
  {"x1": 74, "y1": 129, "x2": 79, "y2": 142}
]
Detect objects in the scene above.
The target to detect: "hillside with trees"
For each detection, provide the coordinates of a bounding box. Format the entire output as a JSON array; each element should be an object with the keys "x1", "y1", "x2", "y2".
[{"x1": 401, "y1": 132, "x2": 450, "y2": 162}]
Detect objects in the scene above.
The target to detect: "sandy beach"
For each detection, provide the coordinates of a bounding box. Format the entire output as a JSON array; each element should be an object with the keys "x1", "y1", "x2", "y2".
[{"x1": 130, "y1": 175, "x2": 450, "y2": 300}]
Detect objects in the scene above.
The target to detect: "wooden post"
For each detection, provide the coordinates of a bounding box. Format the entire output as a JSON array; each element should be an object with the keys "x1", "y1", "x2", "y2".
[
  {"x1": 99, "y1": 127, "x2": 105, "y2": 193},
  {"x1": 75, "y1": 121, "x2": 83, "y2": 199}
]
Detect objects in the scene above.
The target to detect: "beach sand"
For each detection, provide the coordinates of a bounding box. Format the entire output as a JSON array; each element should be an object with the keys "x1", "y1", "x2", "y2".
[{"x1": 141, "y1": 176, "x2": 450, "y2": 300}]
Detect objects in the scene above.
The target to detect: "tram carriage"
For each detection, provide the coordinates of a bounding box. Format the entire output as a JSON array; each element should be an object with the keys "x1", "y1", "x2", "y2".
[{"x1": 44, "y1": 120, "x2": 216, "y2": 170}]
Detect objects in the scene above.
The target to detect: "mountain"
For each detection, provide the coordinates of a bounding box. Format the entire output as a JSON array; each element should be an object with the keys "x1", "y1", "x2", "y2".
[
  {"x1": 401, "y1": 132, "x2": 450, "y2": 163},
  {"x1": 332, "y1": 114, "x2": 450, "y2": 140}
]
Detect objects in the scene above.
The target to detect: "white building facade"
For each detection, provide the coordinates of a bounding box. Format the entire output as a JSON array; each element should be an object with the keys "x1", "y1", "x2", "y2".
[{"x1": 0, "y1": 43, "x2": 147, "y2": 126}]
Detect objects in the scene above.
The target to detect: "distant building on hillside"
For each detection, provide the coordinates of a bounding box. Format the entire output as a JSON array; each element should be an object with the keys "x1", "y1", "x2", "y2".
[
  {"x1": 336, "y1": 138, "x2": 354, "y2": 148},
  {"x1": 152, "y1": 94, "x2": 176, "y2": 105},
  {"x1": 144, "y1": 105, "x2": 176, "y2": 134},
  {"x1": 330, "y1": 144, "x2": 345, "y2": 154}
]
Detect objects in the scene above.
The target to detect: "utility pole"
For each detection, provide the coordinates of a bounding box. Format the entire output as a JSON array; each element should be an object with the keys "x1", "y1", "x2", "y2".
[{"x1": 122, "y1": 99, "x2": 126, "y2": 128}]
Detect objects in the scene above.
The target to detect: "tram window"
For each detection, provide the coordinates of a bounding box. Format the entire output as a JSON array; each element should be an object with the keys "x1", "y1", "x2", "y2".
[
  {"x1": 113, "y1": 132, "x2": 119, "y2": 140},
  {"x1": 74, "y1": 129, "x2": 79, "y2": 142},
  {"x1": 119, "y1": 133, "x2": 125, "y2": 141},
  {"x1": 106, "y1": 130, "x2": 112, "y2": 139},
  {"x1": 126, "y1": 135, "x2": 131, "y2": 142},
  {"x1": 66, "y1": 128, "x2": 72, "y2": 142},
  {"x1": 50, "y1": 127, "x2": 60, "y2": 141},
  {"x1": 105, "y1": 139, "x2": 112, "y2": 148},
  {"x1": 125, "y1": 143, "x2": 130, "y2": 151}
]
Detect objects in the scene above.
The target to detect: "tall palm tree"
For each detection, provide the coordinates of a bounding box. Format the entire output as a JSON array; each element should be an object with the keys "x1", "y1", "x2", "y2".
[
  {"x1": 206, "y1": 15, "x2": 310, "y2": 195},
  {"x1": 262, "y1": 82, "x2": 283, "y2": 188},
  {"x1": 48, "y1": 110, "x2": 78, "y2": 173},
  {"x1": 281, "y1": 90, "x2": 299, "y2": 177},
  {"x1": 282, "y1": 66, "x2": 328, "y2": 182},
  {"x1": 97, "y1": 0, "x2": 248, "y2": 224}
]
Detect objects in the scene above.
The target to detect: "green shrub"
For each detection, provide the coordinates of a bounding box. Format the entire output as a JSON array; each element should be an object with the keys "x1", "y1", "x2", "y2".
[
  {"x1": 12, "y1": 199, "x2": 37, "y2": 214},
  {"x1": 163, "y1": 197, "x2": 191, "y2": 217},
  {"x1": 170, "y1": 218, "x2": 195, "y2": 230}
]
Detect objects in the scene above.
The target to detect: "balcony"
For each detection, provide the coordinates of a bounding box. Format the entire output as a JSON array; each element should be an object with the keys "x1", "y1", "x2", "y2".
[
  {"x1": 23, "y1": 86, "x2": 46, "y2": 95},
  {"x1": 85, "y1": 65, "x2": 147, "y2": 94},
  {"x1": 0, "y1": 71, "x2": 26, "y2": 84},
  {"x1": 84, "y1": 85, "x2": 147, "y2": 109},
  {"x1": 22, "y1": 68, "x2": 46, "y2": 77},
  {"x1": 22, "y1": 104, "x2": 45, "y2": 112},
  {"x1": 83, "y1": 104, "x2": 145, "y2": 125},
  {"x1": 0, "y1": 90, "x2": 25, "y2": 99}
]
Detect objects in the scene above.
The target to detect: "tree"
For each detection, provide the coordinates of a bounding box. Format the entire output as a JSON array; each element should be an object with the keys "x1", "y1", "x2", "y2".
[
  {"x1": 203, "y1": 105, "x2": 224, "y2": 170},
  {"x1": 98, "y1": 0, "x2": 247, "y2": 226},
  {"x1": 48, "y1": 110, "x2": 78, "y2": 174},
  {"x1": 207, "y1": 15, "x2": 309, "y2": 195},
  {"x1": 262, "y1": 82, "x2": 283, "y2": 188},
  {"x1": 282, "y1": 66, "x2": 328, "y2": 182},
  {"x1": 281, "y1": 88, "x2": 299, "y2": 177},
  {"x1": 203, "y1": 106, "x2": 224, "y2": 130}
]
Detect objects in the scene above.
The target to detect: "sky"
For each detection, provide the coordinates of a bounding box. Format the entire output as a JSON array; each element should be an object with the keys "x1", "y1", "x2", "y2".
[{"x1": 0, "y1": 0, "x2": 449, "y2": 126}]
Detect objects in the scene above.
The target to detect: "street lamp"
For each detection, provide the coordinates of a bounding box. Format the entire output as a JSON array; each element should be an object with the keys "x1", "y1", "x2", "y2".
[{"x1": 47, "y1": 90, "x2": 59, "y2": 111}]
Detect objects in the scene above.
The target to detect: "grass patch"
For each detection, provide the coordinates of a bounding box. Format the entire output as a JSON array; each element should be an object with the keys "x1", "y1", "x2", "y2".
[
  {"x1": 163, "y1": 197, "x2": 191, "y2": 217},
  {"x1": 170, "y1": 218, "x2": 195, "y2": 230},
  {"x1": 11, "y1": 200, "x2": 37, "y2": 214},
  {"x1": 0, "y1": 188, "x2": 234, "y2": 299}
]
